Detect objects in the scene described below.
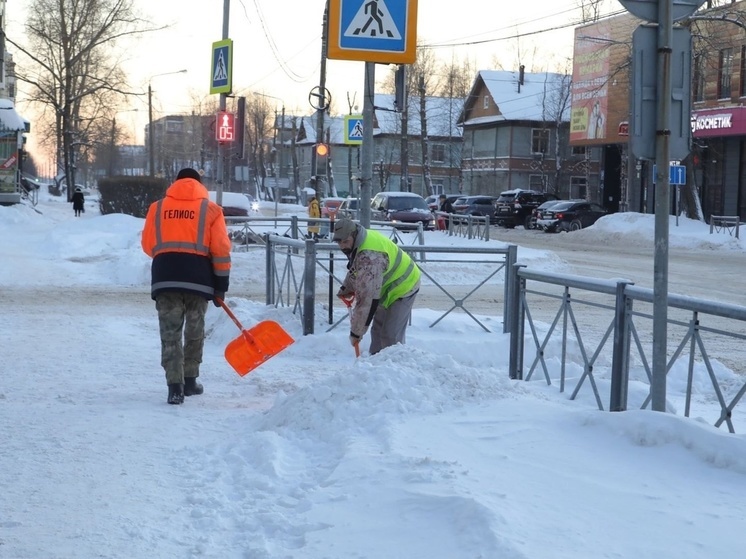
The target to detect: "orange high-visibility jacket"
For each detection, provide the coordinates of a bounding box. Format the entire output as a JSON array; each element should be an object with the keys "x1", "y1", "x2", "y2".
[{"x1": 141, "y1": 177, "x2": 231, "y2": 300}]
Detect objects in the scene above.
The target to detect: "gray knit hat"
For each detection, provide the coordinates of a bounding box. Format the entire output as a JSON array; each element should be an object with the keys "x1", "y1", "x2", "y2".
[{"x1": 332, "y1": 218, "x2": 357, "y2": 241}]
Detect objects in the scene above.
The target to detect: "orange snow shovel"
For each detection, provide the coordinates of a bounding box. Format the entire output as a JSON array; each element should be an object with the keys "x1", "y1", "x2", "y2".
[{"x1": 219, "y1": 299, "x2": 294, "y2": 376}]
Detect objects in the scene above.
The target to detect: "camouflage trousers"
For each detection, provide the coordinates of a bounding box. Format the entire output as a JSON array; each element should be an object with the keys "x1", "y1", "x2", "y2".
[{"x1": 155, "y1": 292, "x2": 208, "y2": 385}]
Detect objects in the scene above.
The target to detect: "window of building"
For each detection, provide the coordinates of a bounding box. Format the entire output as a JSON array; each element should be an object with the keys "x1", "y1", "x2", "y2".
[
  {"x1": 483, "y1": 95, "x2": 490, "y2": 110},
  {"x1": 531, "y1": 129, "x2": 549, "y2": 154},
  {"x1": 165, "y1": 120, "x2": 183, "y2": 133},
  {"x1": 718, "y1": 48, "x2": 733, "y2": 99},
  {"x1": 694, "y1": 54, "x2": 706, "y2": 102},
  {"x1": 431, "y1": 144, "x2": 445, "y2": 163},
  {"x1": 571, "y1": 145, "x2": 586, "y2": 156},
  {"x1": 570, "y1": 176, "x2": 587, "y2": 199},
  {"x1": 741, "y1": 47, "x2": 746, "y2": 98},
  {"x1": 529, "y1": 174, "x2": 545, "y2": 189}
]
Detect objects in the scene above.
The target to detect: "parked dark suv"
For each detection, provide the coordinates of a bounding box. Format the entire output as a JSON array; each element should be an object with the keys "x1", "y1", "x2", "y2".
[
  {"x1": 451, "y1": 195, "x2": 497, "y2": 221},
  {"x1": 494, "y1": 189, "x2": 560, "y2": 229}
]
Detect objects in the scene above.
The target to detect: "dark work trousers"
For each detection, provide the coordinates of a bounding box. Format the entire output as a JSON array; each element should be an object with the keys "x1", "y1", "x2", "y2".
[
  {"x1": 369, "y1": 290, "x2": 418, "y2": 355},
  {"x1": 155, "y1": 292, "x2": 208, "y2": 385}
]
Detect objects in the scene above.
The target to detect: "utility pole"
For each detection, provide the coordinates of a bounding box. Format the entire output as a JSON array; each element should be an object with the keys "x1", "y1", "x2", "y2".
[
  {"x1": 216, "y1": 0, "x2": 230, "y2": 206},
  {"x1": 313, "y1": 0, "x2": 330, "y2": 199},
  {"x1": 360, "y1": 62, "x2": 375, "y2": 228},
  {"x1": 399, "y1": 66, "x2": 409, "y2": 192}
]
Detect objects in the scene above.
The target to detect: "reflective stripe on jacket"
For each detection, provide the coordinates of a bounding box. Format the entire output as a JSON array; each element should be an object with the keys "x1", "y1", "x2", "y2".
[
  {"x1": 358, "y1": 229, "x2": 420, "y2": 308},
  {"x1": 141, "y1": 177, "x2": 231, "y2": 300}
]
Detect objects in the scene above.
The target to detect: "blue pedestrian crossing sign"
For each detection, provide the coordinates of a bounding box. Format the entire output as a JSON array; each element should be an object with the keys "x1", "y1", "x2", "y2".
[
  {"x1": 328, "y1": 0, "x2": 418, "y2": 64},
  {"x1": 652, "y1": 164, "x2": 687, "y2": 185},
  {"x1": 344, "y1": 115, "x2": 364, "y2": 145},
  {"x1": 210, "y1": 39, "x2": 233, "y2": 95}
]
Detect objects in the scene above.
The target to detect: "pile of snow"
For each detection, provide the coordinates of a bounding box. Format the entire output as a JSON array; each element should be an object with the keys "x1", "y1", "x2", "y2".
[{"x1": 1, "y1": 192, "x2": 746, "y2": 557}]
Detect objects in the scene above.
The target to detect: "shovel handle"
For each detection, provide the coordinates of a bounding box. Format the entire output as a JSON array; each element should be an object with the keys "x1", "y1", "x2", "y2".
[
  {"x1": 342, "y1": 296, "x2": 361, "y2": 358},
  {"x1": 218, "y1": 298, "x2": 245, "y2": 332}
]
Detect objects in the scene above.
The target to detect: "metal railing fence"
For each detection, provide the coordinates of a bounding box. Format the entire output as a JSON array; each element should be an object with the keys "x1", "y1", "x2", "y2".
[
  {"x1": 506, "y1": 265, "x2": 746, "y2": 433},
  {"x1": 263, "y1": 233, "x2": 516, "y2": 337}
]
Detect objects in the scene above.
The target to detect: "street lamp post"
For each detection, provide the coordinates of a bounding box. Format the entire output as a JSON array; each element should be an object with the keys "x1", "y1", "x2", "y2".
[{"x1": 148, "y1": 69, "x2": 187, "y2": 177}]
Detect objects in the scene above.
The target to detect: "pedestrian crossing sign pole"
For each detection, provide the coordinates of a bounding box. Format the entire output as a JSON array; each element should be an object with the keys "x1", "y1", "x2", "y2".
[
  {"x1": 210, "y1": 39, "x2": 233, "y2": 94},
  {"x1": 328, "y1": 0, "x2": 418, "y2": 63}
]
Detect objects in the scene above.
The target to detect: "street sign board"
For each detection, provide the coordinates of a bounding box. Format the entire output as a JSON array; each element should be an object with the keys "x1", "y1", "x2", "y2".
[
  {"x1": 328, "y1": 0, "x2": 418, "y2": 64},
  {"x1": 618, "y1": 0, "x2": 706, "y2": 23},
  {"x1": 344, "y1": 114, "x2": 364, "y2": 145},
  {"x1": 652, "y1": 164, "x2": 686, "y2": 185},
  {"x1": 630, "y1": 25, "x2": 692, "y2": 161},
  {"x1": 210, "y1": 39, "x2": 233, "y2": 94},
  {"x1": 216, "y1": 111, "x2": 235, "y2": 142}
]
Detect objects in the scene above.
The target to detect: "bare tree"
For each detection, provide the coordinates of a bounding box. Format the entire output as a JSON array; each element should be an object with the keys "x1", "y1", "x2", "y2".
[
  {"x1": 381, "y1": 44, "x2": 443, "y2": 95},
  {"x1": 7, "y1": 0, "x2": 158, "y2": 200},
  {"x1": 576, "y1": 0, "x2": 606, "y2": 23},
  {"x1": 434, "y1": 56, "x2": 476, "y2": 98},
  {"x1": 243, "y1": 95, "x2": 275, "y2": 200},
  {"x1": 541, "y1": 71, "x2": 573, "y2": 196}
]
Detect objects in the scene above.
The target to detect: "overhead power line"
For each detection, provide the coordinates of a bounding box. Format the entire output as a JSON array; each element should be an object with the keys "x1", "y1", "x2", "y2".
[{"x1": 423, "y1": 9, "x2": 628, "y2": 49}]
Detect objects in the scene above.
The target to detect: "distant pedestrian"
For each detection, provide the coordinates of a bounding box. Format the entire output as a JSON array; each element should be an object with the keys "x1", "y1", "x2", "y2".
[
  {"x1": 333, "y1": 218, "x2": 421, "y2": 355},
  {"x1": 141, "y1": 168, "x2": 232, "y2": 405},
  {"x1": 72, "y1": 187, "x2": 85, "y2": 217},
  {"x1": 438, "y1": 194, "x2": 454, "y2": 230},
  {"x1": 308, "y1": 193, "x2": 321, "y2": 239}
]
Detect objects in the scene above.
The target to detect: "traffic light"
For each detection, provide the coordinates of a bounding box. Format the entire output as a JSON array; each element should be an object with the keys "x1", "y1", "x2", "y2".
[
  {"x1": 314, "y1": 143, "x2": 329, "y2": 176},
  {"x1": 394, "y1": 65, "x2": 406, "y2": 112}
]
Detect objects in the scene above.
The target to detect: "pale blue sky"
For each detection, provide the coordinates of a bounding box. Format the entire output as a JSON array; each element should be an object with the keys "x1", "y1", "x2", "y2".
[{"x1": 8, "y1": 0, "x2": 612, "y2": 149}]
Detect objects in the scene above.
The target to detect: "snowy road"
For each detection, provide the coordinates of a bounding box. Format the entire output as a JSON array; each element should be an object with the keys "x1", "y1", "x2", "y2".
[{"x1": 491, "y1": 224, "x2": 746, "y2": 306}]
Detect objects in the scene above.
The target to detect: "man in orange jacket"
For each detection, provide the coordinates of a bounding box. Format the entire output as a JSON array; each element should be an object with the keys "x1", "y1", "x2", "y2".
[{"x1": 141, "y1": 168, "x2": 232, "y2": 404}]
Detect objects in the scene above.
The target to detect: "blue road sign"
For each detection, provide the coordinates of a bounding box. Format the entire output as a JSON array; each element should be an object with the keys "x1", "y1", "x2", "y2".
[
  {"x1": 652, "y1": 164, "x2": 687, "y2": 185},
  {"x1": 210, "y1": 39, "x2": 233, "y2": 95},
  {"x1": 328, "y1": 0, "x2": 418, "y2": 63},
  {"x1": 345, "y1": 115, "x2": 364, "y2": 145}
]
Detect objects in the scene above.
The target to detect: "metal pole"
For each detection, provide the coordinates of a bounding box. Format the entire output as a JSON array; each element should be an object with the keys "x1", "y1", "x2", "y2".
[
  {"x1": 216, "y1": 0, "x2": 230, "y2": 207},
  {"x1": 360, "y1": 62, "x2": 375, "y2": 228},
  {"x1": 313, "y1": 0, "x2": 329, "y2": 196},
  {"x1": 652, "y1": 0, "x2": 673, "y2": 412},
  {"x1": 148, "y1": 84, "x2": 154, "y2": 177},
  {"x1": 400, "y1": 78, "x2": 409, "y2": 192}
]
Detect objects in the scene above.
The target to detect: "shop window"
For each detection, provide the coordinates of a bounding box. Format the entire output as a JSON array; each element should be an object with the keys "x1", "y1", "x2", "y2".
[
  {"x1": 572, "y1": 145, "x2": 586, "y2": 156},
  {"x1": 718, "y1": 48, "x2": 733, "y2": 99}
]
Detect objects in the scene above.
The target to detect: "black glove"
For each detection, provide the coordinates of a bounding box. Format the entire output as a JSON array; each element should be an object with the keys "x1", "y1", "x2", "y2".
[{"x1": 213, "y1": 292, "x2": 225, "y2": 307}]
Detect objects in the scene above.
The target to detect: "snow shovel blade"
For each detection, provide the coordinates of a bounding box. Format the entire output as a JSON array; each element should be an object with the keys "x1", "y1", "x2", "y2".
[{"x1": 224, "y1": 320, "x2": 294, "y2": 376}]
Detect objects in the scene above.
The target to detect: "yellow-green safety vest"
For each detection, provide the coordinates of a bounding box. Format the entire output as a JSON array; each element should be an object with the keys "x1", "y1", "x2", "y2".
[{"x1": 358, "y1": 229, "x2": 420, "y2": 308}]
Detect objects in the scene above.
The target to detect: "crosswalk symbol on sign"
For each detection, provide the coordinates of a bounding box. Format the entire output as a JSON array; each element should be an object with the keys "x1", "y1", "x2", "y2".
[
  {"x1": 345, "y1": 115, "x2": 364, "y2": 145},
  {"x1": 328, "y1": 0, "x2": 418, "y2": 64}
]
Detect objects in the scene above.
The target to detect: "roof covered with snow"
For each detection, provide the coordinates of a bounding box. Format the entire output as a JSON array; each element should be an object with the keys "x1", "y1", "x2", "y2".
[
  {"x1": 295, "y1": 94, "x2": 464, "y2": 146},
  {"x1": 0, "y1": 98, "x2": 28, "y2": 131},
  {"x1": 460, "y1": 70, "x2": 572, "y2": 125}
]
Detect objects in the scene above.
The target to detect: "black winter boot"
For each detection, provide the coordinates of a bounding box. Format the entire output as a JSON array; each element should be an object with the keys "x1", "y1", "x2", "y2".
[
  {"x1": 167, "y1": 383, "x2": 184, "y2": 405},
  {"x1": 184, "y1": 377, "x2": 204, "y2": 397}
]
